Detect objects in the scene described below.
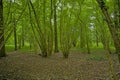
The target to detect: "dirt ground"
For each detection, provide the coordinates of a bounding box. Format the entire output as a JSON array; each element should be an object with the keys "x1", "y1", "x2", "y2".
[{"x1": 0, "y1": 51, "x2": 120, "y2": 80}]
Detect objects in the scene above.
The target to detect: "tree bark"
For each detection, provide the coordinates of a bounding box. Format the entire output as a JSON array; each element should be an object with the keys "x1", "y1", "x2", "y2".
[
  {"x1": 0, "y1": 0, "x2": 5, "y2": 57},
  {"x1": 14, "y1": 18, "x2": 17, "y2": 51},
  {"x1": 54, "y1": 0, "x2": 59, "y2": 52},
  {"x1": 80, "y1": 25, "x2": 85, "y2": 48},
  {"x1": 96, "y1": 0, "x2": 120, "y2": 63},
  {"x1": 95, "y1": 30, "x2": 99, "y2": 47},
  {"x1": 21, "y1": 26, "x2": 24, "y2": 47}
]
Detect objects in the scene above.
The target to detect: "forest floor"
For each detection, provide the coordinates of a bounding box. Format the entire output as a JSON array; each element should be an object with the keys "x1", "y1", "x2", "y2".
[{"x1": 0, "y1": 51, "x2": 120, "y2": 80}]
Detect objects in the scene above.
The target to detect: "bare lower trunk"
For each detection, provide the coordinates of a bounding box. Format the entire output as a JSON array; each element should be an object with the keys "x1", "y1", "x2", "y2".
[
  {"x1": 22, "y1": 26, "x2": 24, "y2": 47},
  {"x1": 54, "y1": 0, "x2": 58, "y2": 52},
  {"x1": 14, "y1": 20, "x2": 17, "y2": 51},
  {"x1": 0, "y1": 0, "x2": 5, "y2": 57}
]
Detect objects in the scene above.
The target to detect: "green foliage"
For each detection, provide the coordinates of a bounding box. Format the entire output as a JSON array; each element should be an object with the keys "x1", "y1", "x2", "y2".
[
  {"x1": 86, "y1": 54, "x2": 106, "y2": 61},
  {"x1": 5, "y1": 45, "x2": 14, "y2": 52},
  {"x1": 2, "y1": 0, "x2": 117, "y2": 58}
]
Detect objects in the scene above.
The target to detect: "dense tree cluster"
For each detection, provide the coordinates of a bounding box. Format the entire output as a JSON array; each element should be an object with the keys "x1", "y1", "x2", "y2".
[{"x1": 0, "y1": 0, "x2": 119, "y2": 60}]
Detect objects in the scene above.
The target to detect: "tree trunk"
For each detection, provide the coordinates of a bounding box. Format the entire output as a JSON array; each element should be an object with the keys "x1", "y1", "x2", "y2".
[
  {"x1": 29, "y1": 40, "x2": 32, "y2": 50},
  {"x1": 114, "y1": 0, "x2": 120, "y2": 63},
  {"x1": 14, "y1": 18, "x2": 17, "y2": 51},
  {"x1": 18, "y1": 35, "x2": 21, "y2": 49},
  {"x1": 96, "y1": 0, "x2": 120, "y2": 63},
  {"x1": 80, "y1": 25, "x2": 85, "y2": 48},
  {"x1": 48, "y1": 0, "x2": 54, "y2": 55},
  {"x1": 21, "y1": 26, "x2": 24, "y2": 47},
  {"x1": 54, "y1": 0, "x2": 59, "y2": 52},
  {"x1": 95, "y1": 30, "x2": 99, "y2": 47},
  {"x1": 0, "y1": 0, "x2": 5, "y2": 57},
  {"x1": 86, "y1": 38, "x2": 90, "y2": 54}
]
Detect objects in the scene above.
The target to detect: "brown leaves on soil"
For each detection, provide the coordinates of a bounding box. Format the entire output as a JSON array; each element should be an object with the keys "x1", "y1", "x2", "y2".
[{"x1": 0, "y1": 51, "x2": 120, "y2": 80}]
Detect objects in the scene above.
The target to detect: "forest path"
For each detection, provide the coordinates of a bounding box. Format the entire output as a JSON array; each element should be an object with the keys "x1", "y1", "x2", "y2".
[{"x1": 0, "y1": 51, "x2": 120, "y2": 80}]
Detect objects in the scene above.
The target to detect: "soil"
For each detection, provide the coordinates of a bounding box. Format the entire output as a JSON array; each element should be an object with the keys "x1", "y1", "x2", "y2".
[{"x1": 0, "y1": 51, "x2": 120, "y2": 80}]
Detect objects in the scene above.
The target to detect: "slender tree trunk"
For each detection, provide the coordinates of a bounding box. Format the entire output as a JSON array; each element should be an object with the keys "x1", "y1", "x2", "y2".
[
  {"x1": 21, "y1": 26, "x2": 24, "y2": 47},
  {"x1": 80, "y1": 26, "x2": 85, "y2": 48},
  {"x1": 86, "y1": 38, "x2": 90, "y2": 54},
  {"x1": 14, "y1": 18, "x2": 17, "y2": 51},
  {"x1": 42, "y1": 0, "x2": 47, "y2": 57},
  {"x1": 29, "y1": 39, "x2": 32, "y2": 50},
  {"x1": 114, "y1": 0, "x2": 120, "y2": 52},
  {"x1": 54, "y1": 0, "x2": 59, "y2": 52},
  {"x1": 96, "y1": 1, "x2": 119, "y2": 79},
  {"x1": 118, "y1": 0, "x2": 120, "y2": 26},
  {"x1": 48, "y1": 0, "x2": 54, "y2": 55},
  {"x1": 95, "y1": 30, "x2": 99, "y2": 47},
  {"x1": 114, "y1": 0, "x2": 120, "y2": 63},
  {"x1": 59, "y1": 0, "x2": 63, "y2": 51},
  {"x1": 0, "y1": 0, "x2": 5, "y2": 57},
  {"x1": 18, "y1": 35, "x2": 21, "y2": 49},
  {"x1": 96, "y1": 0, "x2": 120, "y2": 63}
]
